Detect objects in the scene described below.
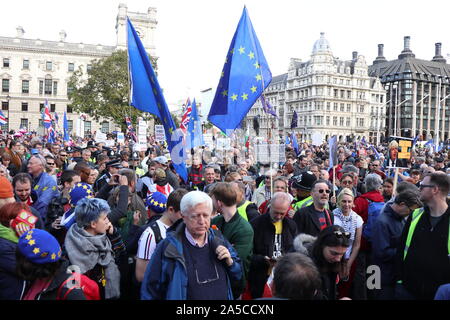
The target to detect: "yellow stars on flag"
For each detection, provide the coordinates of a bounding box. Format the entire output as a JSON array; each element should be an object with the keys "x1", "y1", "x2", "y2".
[
  {"x1": 25, "y1": 234, "x2": 32, "y2": 240},
  {"x1": 159, "y1": 203, "x2": 165, "y2": 208},
  {"x1": 241, "y1": 93, "x2": 249, "y2": 101},
  {"x1": 238, "y1": 46, "x2": 245, "y2": 54},
  {"x1": 33, "y1": 247, "x2": 40, "y2": 255},
  {"x1": 221, "y1": 90, "x2": 228, "y2": 97},
  {"x1": 254, "y1": 62, "x2": 260, "y2": 69},
  {"x1": 248, "y1": 51, "x2": 255, "y2": 60},
  {"x1": 51, "y1": 253, "x2": 57, "y2": 260},
  {"x1": 153, "y1": 88, "x2": 158, "y2": 96},
  {"x1": 250, "y1": 86, "x2": 257, "y2": 93},
  {"x1": 169, "y1": 127, "x2": 174, "y2": 134},
  {"x1": 230, "y1": 48, "x2": 235, "y2": 55},
  {"x1": 221, "y1": 71, "x2": 224, "y2": 78},
  {"x1": 28, "y1": 239, "x2": 36, "y2": 246},
  {"x1": 231, "y1": 94, "x2": 238, "y2": 101},
  {"x1": 255, "y1": 74, "x2": 262, "y2": 81}
]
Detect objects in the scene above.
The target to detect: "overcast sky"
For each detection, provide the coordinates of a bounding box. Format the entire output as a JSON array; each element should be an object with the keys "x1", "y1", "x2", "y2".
[{"x1": 2, "y1": 0, "x2": 450, "y2": 109}]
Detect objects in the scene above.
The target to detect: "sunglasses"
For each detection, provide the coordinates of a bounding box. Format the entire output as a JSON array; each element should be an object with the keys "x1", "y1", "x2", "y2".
[
  {"x1": 317, "y1": 189, "x2": 331, "y2": 194},
  {"x1": 333, "y1": 231, "x2": 351, "y2": 239},
  {"x1": 47, "y1": 162, "x2": 55, "y2": 166},
  {"x1": 419, "y1": 184, "x2": 435, "y2": 190}
]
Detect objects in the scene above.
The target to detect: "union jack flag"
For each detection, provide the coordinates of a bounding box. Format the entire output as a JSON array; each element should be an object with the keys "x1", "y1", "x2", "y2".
[
  {"x1": 125, "y1": 116, "x2": 137, "y2": 142},
  {"x1": 180, "y1": 98, "x2": 192, "y2": 134},
  {"x1": 43, "y1": 99, "x2": 53, "y2": 129},
  {"x1": 0, "y1": 110, "x2": 7, "y2": 125}
]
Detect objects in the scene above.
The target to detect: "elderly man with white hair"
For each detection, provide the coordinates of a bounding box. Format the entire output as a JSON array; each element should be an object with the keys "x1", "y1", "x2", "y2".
[
  {"x1": 27, "y1": 154, "x2": 60, "y2": 222},
  {"x1": 252, "y1": 169, "x2": 278, "y2": 209},
  {"x1": 140, "y1": 190, "x2": 242, "y2": 300}
]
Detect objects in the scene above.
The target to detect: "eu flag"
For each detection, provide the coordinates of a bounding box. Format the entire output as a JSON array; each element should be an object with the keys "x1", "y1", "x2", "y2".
[
  {"x1": 186, "y1": 99, "x2": 204, "y2": 150},
  {"x1": 291, "y1": 133, "x2": 299, "y2": 155},
  {"x1": 127, "y1": 18, "x2": 188, "y2": 182},
  {"x1": 328, "y1": 135, "x2": 338, "y2": 169},
  {"x1": 208, "y1": 7, "x2": 272, "y2": 133},
  {"x1": 63, "y1": 112, "x2": 70, "y2": 142}
]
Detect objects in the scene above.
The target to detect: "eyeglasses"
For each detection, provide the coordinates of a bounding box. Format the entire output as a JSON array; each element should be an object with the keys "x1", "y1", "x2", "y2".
[
  {"x1": 333, "y1": 231, "x2": 351, "y2": 239},
  {"x1": 195, "y1": 264, "x2": 219, "y2": 284},
  {"x1": 60, "y1": 154, "x2": 67, "y2": 157},
  {"x1": 47, "y1": 162, "x2": 55, "y2": 166},
  {"x1": 317, "y1": 189, "x2": 331, "y2": 194},
  {"x1": 419, "y1": 184, "x2": 435, "y2": 190},
  {"x1": 341, "y1": 180, "x2": 352, "y2": 185}
]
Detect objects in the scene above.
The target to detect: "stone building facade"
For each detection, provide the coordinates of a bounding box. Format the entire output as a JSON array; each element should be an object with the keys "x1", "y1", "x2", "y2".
[
  {"x1": 245, "y1": 33, "x2": 386, "y2": 144},
  {"x1": 0, "y1": 3, "x2": 157, "y2": 136}
]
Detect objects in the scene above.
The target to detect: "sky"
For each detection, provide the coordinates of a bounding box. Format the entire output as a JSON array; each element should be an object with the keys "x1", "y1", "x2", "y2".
[{"x1": 2, "y1": 0, "x2": 450, "y2": 110}]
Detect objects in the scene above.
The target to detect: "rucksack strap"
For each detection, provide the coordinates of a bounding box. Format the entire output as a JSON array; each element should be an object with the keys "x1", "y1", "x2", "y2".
[
  {"x1": 57, "y1": 275, "x2": 78, "y2": 300},
  {"x1": 150, "y1": 221, "x2": 162, "y2": 244}
]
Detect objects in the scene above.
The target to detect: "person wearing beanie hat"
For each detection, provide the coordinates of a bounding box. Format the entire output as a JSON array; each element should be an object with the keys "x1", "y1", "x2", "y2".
[
  {"x1": 154, "y1": 168, "x2": 174, "y2": 197},
  {"x1": 136, "y1": 189, "x2": 187, "y2": 283},
  {"x1": 0, "y1": 176, "x2": 15, "y2": 208},
  {"x1": 145, "y1": 192, "x2": 167, "y2": 219},
  {"x1": 60, "y1": 182, "x2": 94, "y2": 229},
  {"x1": 16, "y1": 229, "x2": 91, "y2": 300}
]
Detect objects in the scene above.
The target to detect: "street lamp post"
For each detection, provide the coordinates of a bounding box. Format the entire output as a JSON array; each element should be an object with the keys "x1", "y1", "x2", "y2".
[
  {"x1": 394, "y1": 98, "x2": 410, "y2": 136},
  {"x1": 436, "y1": 93, "x2": 450, "y2": 147}
]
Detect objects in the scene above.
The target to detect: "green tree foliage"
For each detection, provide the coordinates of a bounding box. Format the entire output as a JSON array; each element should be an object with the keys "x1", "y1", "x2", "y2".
[{"x1": 68, "y1": 50, "x2": 158, "y2": 132}]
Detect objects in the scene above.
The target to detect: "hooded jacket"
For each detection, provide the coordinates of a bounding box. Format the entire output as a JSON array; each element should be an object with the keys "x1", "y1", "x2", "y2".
[{"x1": 140, "y1": 222, "x2": 242, "y2": 300}]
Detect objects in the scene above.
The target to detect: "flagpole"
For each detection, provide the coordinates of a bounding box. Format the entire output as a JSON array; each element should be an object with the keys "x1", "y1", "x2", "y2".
[
  {"x1": 392, "y1": 167, "x2": 399, "y2": 197},
  {"x1": 333, "y1": 165, "x2": 336, "y2": 199}
]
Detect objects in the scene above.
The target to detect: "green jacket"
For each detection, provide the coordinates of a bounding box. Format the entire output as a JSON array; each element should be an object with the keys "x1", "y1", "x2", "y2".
[
  {"x1": 212, "y1": 212, "x2": 254, "y2": 297},
  {"x1": 0, "y1": 224, "x2": 18, "y2": 243}
]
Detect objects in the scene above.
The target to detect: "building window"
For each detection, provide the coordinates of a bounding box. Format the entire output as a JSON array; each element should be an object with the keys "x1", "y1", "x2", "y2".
[
  {"x1": 39, "y1": 80, "x2": 43, "y2": 95},
  {"x1": 340, "y1": 103, "x2": 344, "y2": 112},
  {"x1": 67, "y1": 85, "x2": 73, "y2": 96},
  {"x1": 21, "y1": 102, "x2": 28, "y2": 112},
  {"x1": 84, "y1": 121, "x2": 91, "y2": 135},
  {"x1": 46, "y1": 61, "x2": 52, "y2": 71},
  {"x1": 101, "y1": 121, "x2": 109, "y2": 133},
  {"x1": 20, "y1": 118, "x2": 28, "y2": 130},
  {"x1": 346, "y1": 117, "x2": 350, "y2": 126},
  {"x1": 326, "y1": 116, "x2": 330, "y2": 126},
  {"x1": 333, "y1": 103, "x2": 338, "y2": 111},
  {"x1": 68, "y1": 63, "x2": 74, "y2": 72},
  {"x1": 87, "y1": 64, "x2": 92, "y2": 73},
  {"x1": 50, "y1": 104, "x2": 56, "y2": 112},
  {"x1": 339, "y1": 117, "x2": 344, "y2": 126},
  {"x1": 67, "y1": 105, "x2": 73, "y2": 113},
  {"x1": 44, "y1": 79, "x2": 52, "y2": 95},
  {"x1": 333, "y1": 116, "x2": 337, "y2": 126},
  {"x1": 2, "y1": 79, "x2": 9, "y2": 93},
  {"x1": 3, "y1": 58, "x2": 9, "y2": 68},
  {"x1": 326, "y1": 102, "x2": 330, "y2": 111},
  {"x1": 347, "y1": 104, "x2": 351, "y2": 112},
  {"x1": 2, "y1": 101, "x2": 8, "y2": 111},
  {"x1": 39, "y1": 103, "x2": 44, "y2": 112},
  {"x1": 67, "y1": 120, "x2": 73, "y2": 132},
  {"x1": 38, "y1": 119, "x2": 43, "y2": 127},
  {"x1": 22, "y1": 80, "x2": 29, "y2": 94},
  {"x1": 53, "y1": 81, "x2": 58, "y2": 95},
  {"x1": 347, "y1": 90, "x2": 351, "y2": 99},
  {"x1": 23, "y1": 59, "x2": 29, "y2": 69}
]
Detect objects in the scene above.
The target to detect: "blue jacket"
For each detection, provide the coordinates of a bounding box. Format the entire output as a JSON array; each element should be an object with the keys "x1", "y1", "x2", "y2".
[
  {"x1": 372, "y1": 203, "x2": 406, "y2": 286},
  {"x1": 141, "y1": 223, "x2": 242, "y2": 300},
  {"x1": 32, "y1": 172, "x2": 60, "y2": 221},
  {"x1": 0, "y1": 235, "x2": 26, "y2": 300}
]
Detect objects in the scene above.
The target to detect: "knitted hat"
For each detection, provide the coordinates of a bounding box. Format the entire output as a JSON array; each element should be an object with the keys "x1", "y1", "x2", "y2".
[
  {"x1": 145, "y1": 192, "x2": 167, "y2": 214},
  {"x1": 18, "y1": 229, "x2": 62, "y2": 264},
  {"x1": 69, "y1": 182, "x2": 94, "y2": 207},
  {"x1": 0, "y1": 176, "x2": 14, "y2": 199}
]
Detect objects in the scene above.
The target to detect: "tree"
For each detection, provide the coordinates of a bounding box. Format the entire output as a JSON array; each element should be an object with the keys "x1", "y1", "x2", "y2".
[{"x1": 68, "y1": 50, "x2": 158, "y2": 132}]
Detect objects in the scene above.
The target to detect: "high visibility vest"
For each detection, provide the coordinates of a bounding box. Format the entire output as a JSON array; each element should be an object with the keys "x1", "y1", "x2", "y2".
[
  {"x1": 237, "y1": 201, "x2": 252, "y2": 221},
  {"x1": 293, "y1": 196, "x2": 313, "y2": 211},
  {"x1": 403, "y1": 208, "x2": 450, "y2": 260}
]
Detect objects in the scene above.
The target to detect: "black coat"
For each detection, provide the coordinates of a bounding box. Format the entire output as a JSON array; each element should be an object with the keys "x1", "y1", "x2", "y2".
[
  {"x1": 248, "y1": 214, "x2": 297, "y2": 299},
  {"x1": 397, "y1": 205, "x2": 450, "y2": 299},
  {"x1": 0, "y1": 237, "x2": 25, "y2": 300},
  {"x1": 293, "y1": 205, "x2": 334, "y2": 237}
]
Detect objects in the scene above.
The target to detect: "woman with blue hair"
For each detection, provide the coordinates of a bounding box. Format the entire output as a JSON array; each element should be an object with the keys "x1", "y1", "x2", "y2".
[{"x1": 64, "y1": 198, "x2": 123, "y2": 299}]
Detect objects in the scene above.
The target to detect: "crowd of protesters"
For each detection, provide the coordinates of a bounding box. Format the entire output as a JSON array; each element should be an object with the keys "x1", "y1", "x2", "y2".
[{"x1": 0, "y1": 130, "x2": 449, "y2": 301}]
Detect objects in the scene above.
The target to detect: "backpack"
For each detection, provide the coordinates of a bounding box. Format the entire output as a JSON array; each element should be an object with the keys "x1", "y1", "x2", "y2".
[
  {"x1": 362, "y1": 199, "x2": 384, "y2": 242},
  {"x1": 57, "y1": 273, "x2": 100, "y2": 300},
  {"x1": 149, "y1": 221, "x2": 163, "y2": 245}
]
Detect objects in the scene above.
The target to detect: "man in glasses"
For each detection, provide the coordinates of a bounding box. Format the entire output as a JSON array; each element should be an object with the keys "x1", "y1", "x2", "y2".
[
  {"x1": 141, "y1": 191, "x2": 242, "y2": 300},
  {"x1": 372, "y1": 189, "x2": 421, "y2": 300},
  {"x1": 396, "y1": 173, "x2": 450, "y2": 300},
  {"x1": 293, "y1": 179, "x2": 334, "y2": 237}
]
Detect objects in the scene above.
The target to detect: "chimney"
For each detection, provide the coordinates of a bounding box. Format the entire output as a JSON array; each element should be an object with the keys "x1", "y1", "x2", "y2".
[
  {"x1": 398, "y1": 36, "x2": 415, "y2": 59},
  {"x1": 59, "y1": 30, "x2": 67, "y2": 42},
  {"x1": 352, "y1": 51, "x2": 358, "y2": 60},
  {"x1": 16, "y1": 26, "x2": 25, "y2": 38},
  {"x1": 432, "y1": 42, "x2": 446, "y2": 63},
  {"x1": 373, "y1": 44, "x2": 387, "y2": 65}
]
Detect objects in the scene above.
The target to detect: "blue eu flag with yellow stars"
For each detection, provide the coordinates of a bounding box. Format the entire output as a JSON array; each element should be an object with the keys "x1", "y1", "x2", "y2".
[
  {"x1": 127, "y1": 18, "x2": 188, "y2": 182},
  {"x1": 208, "y1": 6, "x2": 272, "y2": 133}
]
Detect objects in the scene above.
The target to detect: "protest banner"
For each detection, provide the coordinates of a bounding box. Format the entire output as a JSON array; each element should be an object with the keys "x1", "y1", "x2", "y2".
[
  {"x1": 386, "y1": 136, "x2": 413, "y2": 168},
  {"x1": 154, "y1": 125, "x2": 166, "y2": 142}
]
